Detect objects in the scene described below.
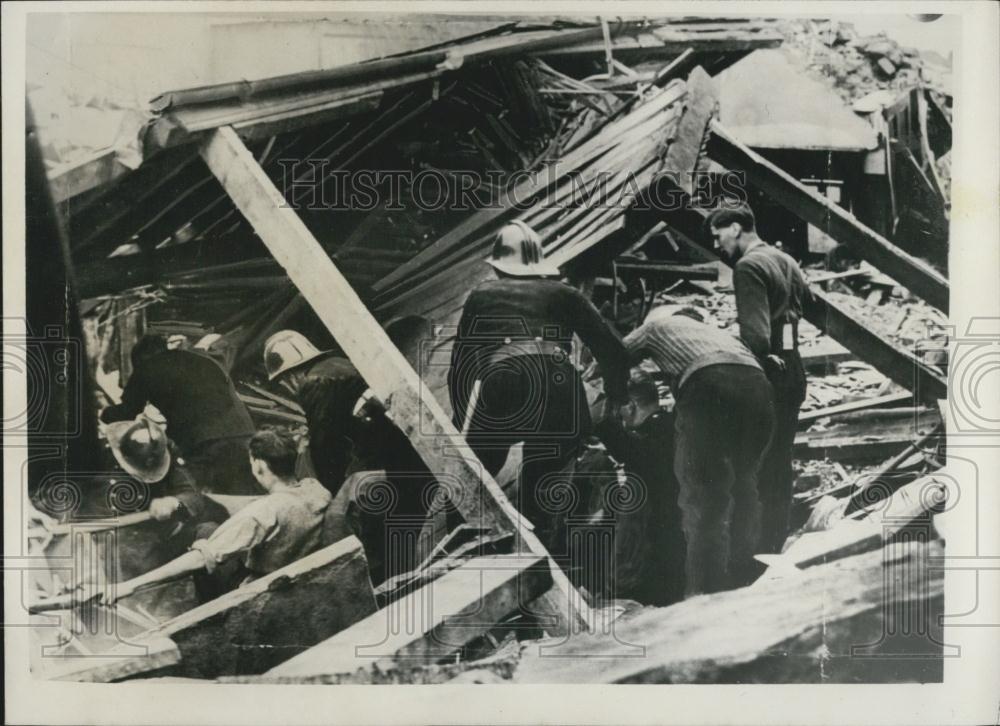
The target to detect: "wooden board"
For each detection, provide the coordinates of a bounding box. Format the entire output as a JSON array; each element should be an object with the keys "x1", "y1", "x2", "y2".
[
  {"x1": 795, "y1": 408, "x2": 941, "y2": 462},
  {"x1": 804, "y1": 289, "x2": 946, "y2": 406},
  {"x1": 260, "y1": 554, "x2": 551, "y2": 680},
  {"x1": 798, "y1": 391, "x2": 913, "y2": 426},
  {"x1": 132, "y1": 536, "x2": 376, "y2": 679},
  {"x1": 512, "y1": 539, "x2": 943, "y2": 684},
  {"x1": 777, "y1": 472, "x2": 948, "y2": 574},
  {"x1": 659, "y1": 196, "x2": 947, "y2": 406},
  {"x1": 45, "y1": 636, "x2": 181, "y2": 683},
  {"x1": 707, "y1": 120, "x2": 948, "y2": 313},
  {"x1": 799, "y1": 337, "x2": 853, "y2": 374},
  {"x1": 661, "y1": 66, "x2": 717, "y2": 195},
  {"x1": 200, "y1": 126, "x2": 592, "y2": 636}
]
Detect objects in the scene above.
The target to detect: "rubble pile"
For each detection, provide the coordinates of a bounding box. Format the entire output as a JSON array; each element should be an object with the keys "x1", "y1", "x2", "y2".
[
  {"x1": 775, "y1": 19, "x2": 951, "y2": 104},
  {"x1": 825, "y1": 289, "x2": 949, "y2": 363}
]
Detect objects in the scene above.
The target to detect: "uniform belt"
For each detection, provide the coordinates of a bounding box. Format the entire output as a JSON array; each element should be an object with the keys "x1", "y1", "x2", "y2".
[{"x1": 488, "y1": 337, "x2": 567, "y2": 364}]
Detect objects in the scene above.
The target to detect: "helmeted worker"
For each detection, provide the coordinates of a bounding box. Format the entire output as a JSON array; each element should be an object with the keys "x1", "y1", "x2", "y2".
[
  {"x1": 103, "y1": 416, "x2": 227, "y2": 587},
  {"x1": 707, "y1": 204, "x2": 811, "y2": 554},
  {"x1": 448, "y1": 220, "x2": 630, "y2": 544},
  {"x1": 102, "y1": 429, "x2": 331, "y2": 605},
  {"x1": 101, "y1": 334, "x2": 262, "y2": 496},
  {"x1": 263, "y1": 330, "x2": 432, "y2": 583},
  {"x1": 623, "y1": 305, "x2": 775, "y2": 595},
  {"x1": 263, "y1": 331, "x2": 368, "y2": 494}
]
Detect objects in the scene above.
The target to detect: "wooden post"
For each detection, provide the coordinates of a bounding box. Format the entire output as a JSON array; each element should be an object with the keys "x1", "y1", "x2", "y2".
[{"x1": 199, "y1": 126, "x2": 591, "y2": 636}]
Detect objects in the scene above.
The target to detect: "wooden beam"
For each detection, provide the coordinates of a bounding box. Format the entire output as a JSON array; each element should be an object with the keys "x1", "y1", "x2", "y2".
[
  {"x1": 512, "y1": 539, "x2": 943, "y2": 684},
  {"x1": 47, "y1": 148, "x2": 130, "y2": 204},
  {"x1": 798, "y1": 391, "x2": 914, "y2": 426},
  {"x1": 133, "y1": 536, "x2": 376, "y2": 679},
  {"x1": 44, "y1": 635, "x2": 181, "y2": 683},
  {"x1": 199, "y1": 126, "x2": 591, "y2": 636},
  {"x1": 799, "y1": 337, "x2": 853, "y2": 374},
  {"x1": 707, "y1": 120, "x2": 949, "y2": 312},
  {"x1": 662, "y1": 66, "x2": 717, "y2": 195},
  {"x1": 659, "y1": 199, "x2": 947, "y2": 406},
  {"x1": 259, "y1": 554, "x2": 551, "y2": 681},
  {"x1": 613, "y1": 259, "x2": 719, "y2": 282},
  {"x1": 803, "y1": 289, "x2": 947, "y2": 406},
  {"x1": 794, "y1": 408, "x2": 941, "y2": 462}
]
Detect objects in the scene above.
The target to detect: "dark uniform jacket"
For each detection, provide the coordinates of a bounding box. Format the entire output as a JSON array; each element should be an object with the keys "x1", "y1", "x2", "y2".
[
  {"x1": 296, "y1": 356, "x2": 428, "y2": 492},
  {"x1": 448, "y1": 278, "x2": 630, "y2": 416},
  {"x1": 101, "y1": 349, "x2": 255, "y2": 453}
]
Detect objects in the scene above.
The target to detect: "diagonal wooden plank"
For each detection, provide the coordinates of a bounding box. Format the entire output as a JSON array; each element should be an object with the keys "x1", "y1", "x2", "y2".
[
  {"x1": 512, "y1": 539, "x2": 944, "y2": 684},
  {"x1": 259, "y1": 554, "x2": 551, "y2": 680},
  {"x1": 199, "y1": 126, "x2": 591, "y2": 636},
  {"x1": 657, "y1": 189, "x2": 948, "y2": 406},
  {"x1": 43, "y1": 635, "x2": 181, "y2": 683},
  {"x1": 138, "y1": 536, "x2": 376, "y2": 678},
  {"x1": 661, "y1": 65, "x2": 717, "y2": 195},
  {"x1": 707, "y1": 120, "x2": 949, "y2": 312}
]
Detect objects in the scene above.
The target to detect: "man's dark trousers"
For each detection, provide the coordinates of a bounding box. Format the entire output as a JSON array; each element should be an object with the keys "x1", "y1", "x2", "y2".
[
  {"x1": 673, "y1": 363, "x2": 775, "y2": 595},
  {"x1": 464, "y1": 351, "x2": 589, "y2": 548},
  {"x1": 758, "y1": 350, "x2": 807, "y2": 554}
]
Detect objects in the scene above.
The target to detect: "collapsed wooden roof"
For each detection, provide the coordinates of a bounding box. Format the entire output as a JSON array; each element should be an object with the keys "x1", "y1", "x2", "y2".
[
  {"x1": 36, "y1": 16, "x2": 953, "y2": 683},
  {"x1": 60, "y1": 18, "x2": 779, "y2": 382}
]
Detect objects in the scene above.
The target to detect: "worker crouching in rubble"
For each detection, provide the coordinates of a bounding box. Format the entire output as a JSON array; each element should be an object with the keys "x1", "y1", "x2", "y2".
[
  {"x1": 623, "y1": 305, "x2": 775, "y2": 595},
  {"x1": 448, "y1": 220, "x2": 630, "y2": 548},
  {"x1": 101, "y1": 334, "x2": 263, "y2": 496},
  {"x1": 102, "y1": 429, "x2": 331, "y2": 605},
  {"x1": 597, "y1": 369, "x2": 686, "y2": 606},
  {"x1": 263, "y1": 330, "x2": 432, "y2": 583}
]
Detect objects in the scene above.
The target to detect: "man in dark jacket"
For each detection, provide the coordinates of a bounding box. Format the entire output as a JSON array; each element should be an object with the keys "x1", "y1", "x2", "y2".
[
  {"x1": 263, "y1": 330, "x2": 432, "y2": 582},
  {"x1": 708, "y1": 204, "x2": 811, "y2": 554},
  {"x1": 449, "y1": 220, "x2": 630, "y2": 544},
  {"x1": 101, "y1": 334, "x2": 261, "y2": 496}
]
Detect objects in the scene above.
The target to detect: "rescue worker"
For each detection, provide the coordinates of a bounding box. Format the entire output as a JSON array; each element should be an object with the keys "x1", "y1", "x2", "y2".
[
  {"x1": 103, "y1": 416, "x2": 227, "y2": 585},
  {"x1": 598, "y1": 368, "x2": 686, "y2": 605},
  {"x1": 263, "y1": 332, "x2": 367, "y2": 494},
  {"x1": 623, "y1": 305, "x2": 775, "y2": 594},
  {"x1": 102, "y1": 429, "x2": 331, "y2": 604},
  {"x1": 707, "y1": 204, "x2": 811, "y2": 554},
  {"x1": 263, "y1": 330, "x2": 432, "y2": 583},
  {"x1": 101, "y1": 334, "x2": 262, "y2": 496},
  {"x1": 448, "y1": 220, "x2": 630, "y2": 545}
]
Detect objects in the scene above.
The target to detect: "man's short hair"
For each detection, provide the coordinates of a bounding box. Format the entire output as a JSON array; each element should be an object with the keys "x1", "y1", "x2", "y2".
[
  {"x1": 248, "y1": 428, "x2": 298, "y2": 477},
  {"x1": 706, "y1": 204, "x2": 756, "y2": 233},
  {"x1": 627, "y1": 368, "x2": 659, "y2": 406},
  {"x1": 131, "y1": 334, "x2": 168, "y2": 367}
]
